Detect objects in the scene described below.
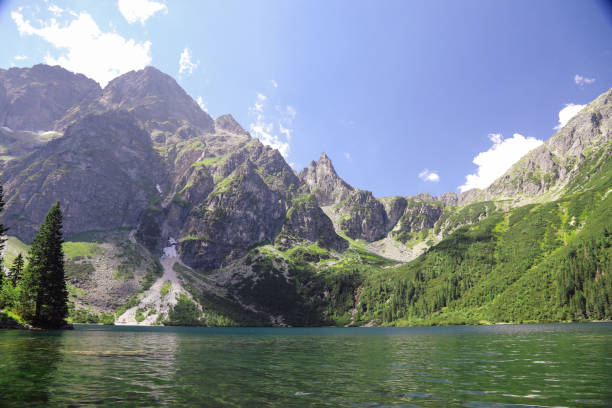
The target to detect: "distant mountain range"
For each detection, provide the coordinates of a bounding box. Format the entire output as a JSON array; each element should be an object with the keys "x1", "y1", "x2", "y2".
[{"x1": 1, "y1": 64, "x2": 610, "y2": 326}]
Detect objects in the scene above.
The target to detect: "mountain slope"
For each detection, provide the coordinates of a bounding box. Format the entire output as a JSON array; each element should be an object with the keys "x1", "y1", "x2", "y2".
[
  {"x1": 0, "y1": 64, "x2": 610, "y2": 327},
  {"x1": 56, "y1": 66, "x2": 215, "y2": 138},
  {"x1": 0, "y1": 64, "x2": 101, "y2": 131},
  {"x1": 299, "y1": 152, "x2": 356, "y2": 206},
  {"x1": 2, "y1": 110, "x2": 162, "y2": 240},
  {"x1": 485, "y1": 88, "x2": 612, "y2": 202}
]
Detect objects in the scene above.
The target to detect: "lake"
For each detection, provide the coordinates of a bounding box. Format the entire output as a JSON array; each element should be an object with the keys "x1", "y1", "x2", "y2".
[{"x1": 1, "y1": 323, "x2": 611, "y2": 407}]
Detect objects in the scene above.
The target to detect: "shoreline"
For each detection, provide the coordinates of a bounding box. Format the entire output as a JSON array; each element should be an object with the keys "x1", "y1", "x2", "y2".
[
  {"x1": 0, "y1": 312, "x2": 74, "y2": 330},
  {"x1": 58, "y1": 319, "x2": 612, "y2": 330}
]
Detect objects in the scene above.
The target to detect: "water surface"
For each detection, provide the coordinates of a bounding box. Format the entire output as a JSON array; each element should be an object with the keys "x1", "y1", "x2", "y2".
[{"x1": 1, "y1": 323, "x2": 611, "y2": 407}]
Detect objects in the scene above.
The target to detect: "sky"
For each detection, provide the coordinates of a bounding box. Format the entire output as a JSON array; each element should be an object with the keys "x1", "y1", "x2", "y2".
[{"x1": 0, "y1": 0, "x2": 611, "y2": 197}]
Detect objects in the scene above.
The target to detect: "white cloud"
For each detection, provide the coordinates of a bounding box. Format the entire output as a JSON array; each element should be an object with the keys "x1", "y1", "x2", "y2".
[
  {"x1": 418, "y1": 169, "x2": 440, "y2": 183},
  {"x1": 117, "y1": 0, "x2": 167, "y2": 24},
  {"x1": 279, "y1": 123, "x2": 292, "y2": 141},
  {"x1": 270, "y1": 79, "x2": 278, "y2": 88},
  {"x1": 48, "y1": 5, "x2": 65, "y2": 16},
  {"x1": 178, "y1": 47, "x2": 199, "y2": 76},
  {"x1": 574, "y1": 74, "x2": 595, "y2": 86},
  {"x1": 459, "y1": 133, "x2": 544, "y2": 192},
  {"x1": 285, "y1": 105, "x2": 296, "y2": 119},
  {"x1": 554, "y1": 103, "x2": 585, "y2": 130},
  {"x1": 252, "y1": 93, "x2": 267, "y2": 114},
  {"x1": 196, "y1": 96, "x2": 207, "y2": 113},
  {"x1": 13, "y1": 55, "x2": 27, "y2": 61},
  {"x1": 11, "y1": 9, "x2": 151, "y2": 87},
  {"x1": 248, "y1": 93, "x2": 295, "y2": 158}
]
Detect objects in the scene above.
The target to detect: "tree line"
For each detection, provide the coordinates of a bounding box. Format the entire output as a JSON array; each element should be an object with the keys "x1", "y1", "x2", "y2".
[{"x1": 0, "y1": 183, "x2": 69, "y2": 329}]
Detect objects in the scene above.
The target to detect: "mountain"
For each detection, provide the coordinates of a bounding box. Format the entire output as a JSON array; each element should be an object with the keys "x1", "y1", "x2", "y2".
[
  {"x1": 2, "y1": 110, "x2": 162, "y2": 241},
  {"x1": 486, "y1": 91, "x2": 611, "y2": 201},
  {"x1": 0, "y1": 64, "x2": 609, "y2": 327},
  {"x1": 56, "y1": 66, "x2": 215, "y2": 137},
  {"x1": 0, "y1": 64, "x2": 101, "y2": 131},
  {"x1": 299, "y1": 152, "x2": 355, "y2": 206}
]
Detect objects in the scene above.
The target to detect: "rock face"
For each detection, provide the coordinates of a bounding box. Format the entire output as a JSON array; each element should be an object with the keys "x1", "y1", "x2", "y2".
[
  {"x1": 2, "y1": 110, "x2": 162, "y2": 240},
  {"x1": 486, "y1": 88, "x2": 612, "y2": 200},
  {"x1": 381, "y1": 197, "x2": 408, "y2": 231},
  {"x1": 335, "y1": 190, "x2": 388, "y2": 242},
  {"x1": 159, "y1": 137, "x2": 308, "y2": 267},
  {"x1": 56, "y1": 66, "x2": 214, "y2": 139},
  {"x1": 276, "y1": 194, "x2": 348, "y2": 251},
  {"x1": 99, "y1": 67, "x2": 215, "y2": 134},
  {"x1": 0, "y1": 64, "x2": 101, "y2": 131},
  {"x1": 179, "y1": 161, "x2": 286, "y2": 270},
  {"x1": 215, "y1": 114, "x2": 249, "y2": 135},
  {"x1": 392, "y1": 199, "x2": 444, "y2": 243},
  {"x1": 299, "y1": 152, "x2": 355, "y2": 206}
]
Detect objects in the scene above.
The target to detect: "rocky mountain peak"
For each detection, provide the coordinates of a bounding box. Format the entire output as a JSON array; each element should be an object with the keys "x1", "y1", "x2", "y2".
[
  {"x1": 0, "y1": 64, "x2": 101, "y2": 131},
  {"x1": 215, "y1": 114, "x2": 249, "y2": 135},
  {"x1": 2, "y1": 110, "x2": 161, "y2": 241},
  {"x1": 336, "y1": 190, "x2": 388, "y2": 242},
  {"x1": 485, "y1": 86, "x2": 612, "y2": 201},
  {"x1": 299, "y1": 152, "x2": 355, "y2": 206},
  {"x1": 96, "y1": 66, "x2": 214, "y2": 134}
]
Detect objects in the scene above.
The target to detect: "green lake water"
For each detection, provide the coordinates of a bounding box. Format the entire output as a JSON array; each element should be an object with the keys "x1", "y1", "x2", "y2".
[{"x1": 1, "y1": 323, "x2": 611, "y2": 407}]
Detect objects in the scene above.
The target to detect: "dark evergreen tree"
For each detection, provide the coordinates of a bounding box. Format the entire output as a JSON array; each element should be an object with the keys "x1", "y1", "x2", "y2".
[
  {"x1": 8, "y1": 254, "x2": 24, "y2": 286},
  {"x1": 21, "y1": 202, "x2": 68, "y2": 328},
  {"x1": 0, "y1": 182, "x2": 8, "y2": 287}
]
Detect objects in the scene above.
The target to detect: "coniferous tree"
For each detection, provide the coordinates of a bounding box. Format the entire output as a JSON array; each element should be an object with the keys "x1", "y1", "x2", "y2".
[
  {"x1": 0, "y1": 182, "x2": 8, "y2": 287},
  {"x1": 8, "y1": 253, "x2": 24, "y2": 286},
  {"x1": 20, "y1": 202, "x2": 68, "y2": 328}
]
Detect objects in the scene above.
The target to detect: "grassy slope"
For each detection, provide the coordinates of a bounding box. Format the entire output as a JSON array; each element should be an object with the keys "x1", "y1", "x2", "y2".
[
  {"x1": 180, "y1": 147, "x2": 610, "y2": 327},
  {"x1": 355, "y1": 145, "x2": 612, "y2": 326}
]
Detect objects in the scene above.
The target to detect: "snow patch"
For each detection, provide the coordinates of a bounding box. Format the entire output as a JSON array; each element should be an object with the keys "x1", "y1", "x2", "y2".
[
  {"x1": 156, "y1": 184, "x2": 162, "y2": 195},
  {"x1": 162, "y1": 237, "x2": 178, "y2": 259},
  {"x1": 1, "y1": 126, "x2": 12, "y2": 132}
]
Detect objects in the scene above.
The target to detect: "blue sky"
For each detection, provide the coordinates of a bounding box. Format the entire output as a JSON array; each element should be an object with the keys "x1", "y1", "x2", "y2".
[{"x1": 0, "y1": 0, "x2": 611, "y2": 197}]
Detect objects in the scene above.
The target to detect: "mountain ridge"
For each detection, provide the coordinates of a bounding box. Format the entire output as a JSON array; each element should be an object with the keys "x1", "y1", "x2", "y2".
[{"x1": 0, "y1": 64, "x2": 610, "y2": 327}]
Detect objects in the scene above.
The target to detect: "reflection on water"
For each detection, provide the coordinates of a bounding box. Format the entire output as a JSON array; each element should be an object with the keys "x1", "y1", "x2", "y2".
[
  {"x1": 1, "y1": 323, "x2": 611, "y2": 407},
  {"x1": 0, "y1": 331, "x2": 65, "y2": 405}
]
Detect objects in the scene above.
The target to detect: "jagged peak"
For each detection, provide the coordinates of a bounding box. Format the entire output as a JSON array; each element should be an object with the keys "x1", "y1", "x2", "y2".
[
  {"x1": 1, "y1": 64, "x2": 99, "y2": 84},
  {"x1": 483, "y1": 85, "x2": 612, "y2": 202},
  {"x1": 215, "y1": 114, "x2": 248, "y2": 136},
  {"x1": 103, "y1": 65, "x2": 181, "y2": 93},
  {"x1": 299, "y1": 152, "x2": 355, "y2": 206},
  {"x1": 98, "y1": 65, "x2": 215, "y2": 133},
  {"x1": 301, "y1": 152, "x2": 336, "y2": 174}
]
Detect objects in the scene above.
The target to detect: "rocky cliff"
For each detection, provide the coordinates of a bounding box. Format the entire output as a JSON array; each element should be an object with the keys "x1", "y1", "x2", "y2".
[
  {"x1": 2, "y1": 110, "x2": 162, "y2": 240},
  {"x1": 0, "y1": 64, "x2": 101, "y2": 131},
  {"x1": 299, "y1": 152, "x2": 355, "y2": 206},
  {"x1": 485, "y1": 88, "x2": 612, "y2": 201}
]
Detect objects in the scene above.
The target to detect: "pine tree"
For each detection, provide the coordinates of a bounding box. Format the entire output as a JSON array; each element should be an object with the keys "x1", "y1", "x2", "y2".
[
  {"x1": 21, "y1": 202, "x2": 68, "y2": 328},
  {"x1": 0, "y1": 182, "x2": 8, "y2": 287},
  {"x1": 8, "y1": 253, "x2": 24, "y2": 286}
]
